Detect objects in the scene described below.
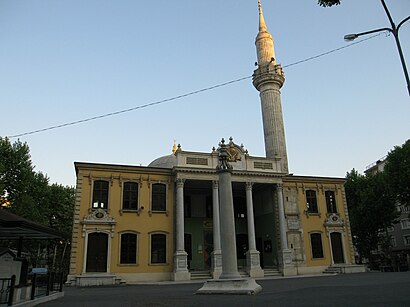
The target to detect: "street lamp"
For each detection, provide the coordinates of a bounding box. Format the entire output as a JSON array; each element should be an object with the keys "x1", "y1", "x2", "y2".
[{"x1": 344, "y1": 0, "x2": 410, "y2": 96}]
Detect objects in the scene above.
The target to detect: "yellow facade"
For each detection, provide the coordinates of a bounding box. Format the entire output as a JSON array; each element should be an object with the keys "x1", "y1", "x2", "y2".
[
  {"x1": 283, "y1": 177, "x2": 355, "y2": 274},
  {"x1": 68, "y1": 163, "x2": 175, "y2": 284}
]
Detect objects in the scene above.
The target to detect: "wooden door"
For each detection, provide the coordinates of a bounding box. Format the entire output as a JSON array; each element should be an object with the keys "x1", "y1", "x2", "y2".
[{"x1": 86, "y1": 232, "x2": 108, "y2": 272}]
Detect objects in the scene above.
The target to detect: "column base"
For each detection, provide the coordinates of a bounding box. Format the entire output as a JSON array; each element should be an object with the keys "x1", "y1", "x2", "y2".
[
  {"x1": 196, "y1": 278, "x2": 262, "y2": 295},
  {"x1": 173, "y1": 251, "x2": 190, "y2": 281},
  {"x1": 211, "y1": 250, "x2": 222, "y2": 279},
  {"x1": 278, "y1": 249, "x2": 297, "y2": 276},
  {"x1": 246, "y1": 250, "x2": 264, "y2": 278}
]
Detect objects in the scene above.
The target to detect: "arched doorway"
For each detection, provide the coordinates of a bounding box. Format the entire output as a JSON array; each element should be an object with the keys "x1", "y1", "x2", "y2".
[
  {"x1": 330, "y1": 232, "x2": 344, "y2": 264},
  {"x1": 86, "y1": 232, "x2": 108, "y2": 272}
]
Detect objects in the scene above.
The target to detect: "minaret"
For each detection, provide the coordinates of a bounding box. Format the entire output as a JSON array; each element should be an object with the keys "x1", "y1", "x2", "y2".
[{"x1": 253, "y1": 0, "x2": 288, "y2": 173}]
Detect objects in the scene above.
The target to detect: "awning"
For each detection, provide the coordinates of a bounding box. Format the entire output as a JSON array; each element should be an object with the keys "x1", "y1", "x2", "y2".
[{"x1": 0, "y1": 209, "x2": 67, "y2": 240}]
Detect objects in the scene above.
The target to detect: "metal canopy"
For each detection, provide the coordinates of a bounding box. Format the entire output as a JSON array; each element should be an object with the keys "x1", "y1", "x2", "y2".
[{"x1": 0, "y1": 209, "x2": 67, "y2": 240}]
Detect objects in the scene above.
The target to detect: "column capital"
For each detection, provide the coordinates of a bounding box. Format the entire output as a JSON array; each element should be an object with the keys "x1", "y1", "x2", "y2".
[
  {"x1": 245, "y1": 182, "x2": 253, "y2": 190},
  {"x1": 277, "y1": 183, "x2": 283, "y2": 190},
  {"x1": 175, "y1": 178, "x2": 185, "y2": 188},
  {"x1": 212, "y1": 180, "x2": 219, "y2": 189}
]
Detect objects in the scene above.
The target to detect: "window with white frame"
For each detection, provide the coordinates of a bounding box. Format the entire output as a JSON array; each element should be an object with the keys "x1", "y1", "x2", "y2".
[
  {"x1": 400, "y1": 218, "x2": 410, "y2": 230},
  {"x1": 122, "y1": 182, "x2": 139, "y2": 210},
  {"x1": 92, "y1": 180, "x2": 109, "y2": 209},
  {"x1": 400, "y1": 205, "x2": 409, "y2": 212},
  {"x1": 306, "y1": 190, "x2": 318, "y2": 213},
  {"x1": 152, "y1": 183, "x2": 166, "y2": 211},
  {"x1": 310, "y1": 233, "x2": 324, "y2": 259},
  {"x1": 325, "y1": 190, "x2": 337, "y2": 213},
  {"x1": 120, "y1": 233, "x2": 137, "y2": 264},
  {"x1": 151, "y1": 233, "x2": 166, "y2": 264}
]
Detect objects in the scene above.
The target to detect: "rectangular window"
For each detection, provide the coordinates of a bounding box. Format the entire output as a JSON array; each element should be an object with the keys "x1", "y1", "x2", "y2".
[
  {"x1": 120, "y1": 233, "x2": 137, "y2": 264},
  {"x1": 123, "y1": 182, "x2": 138, "y2": 210},
  {"x1": 400, "y1": 219, "x2": 410, "y2": 230},
  {"x1": 92, "y1": 180, "x2": 109, "y2": 209},
  {"x1": 151, "y1": 234, "x2": 166, "y2": 264},
  {"x1": 325, "y1": 191, "x2": 337, "y2": 213},
  {"x1": 404, "y1": 235, "x2": 410, "y2": 246},
  {"x1": 306, "y1": 190, "x2": 318, "y2": 213},
  {"x1": 152, "y1": 183, "x2": 166, "y2": 211},
  {"x1": 310, "y1": 233, "x2": 324, "y2": 258}
]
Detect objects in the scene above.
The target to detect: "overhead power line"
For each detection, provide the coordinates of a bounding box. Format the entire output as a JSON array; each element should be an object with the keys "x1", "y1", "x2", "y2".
[{"x1": 8, "y1": 32, "x2": 384, "y2": 139}]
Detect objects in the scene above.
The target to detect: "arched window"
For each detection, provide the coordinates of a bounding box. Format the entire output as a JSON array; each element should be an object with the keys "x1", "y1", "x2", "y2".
[
  {"x1": 310, "y1": 233, "x2": 324, "y2": 259},
  {"x1": 306, "y1": 190, "x2": 318, "y2": 213},
  {"x1": 325, "y1": 190, "x2": 337, "y2": 213},
  {"x1": 120, "y1": 233, "x2": 137, "y2": 264},
  {"x1": 152, "y1": 183, "x2": 166, "y2": 211},
  {"x1": 151, "y1": 233, "x2": 166, "y2": 264},
  {"x1": 123, "y1": 182, "x2": 139, "y2": 210},
  {"x1": 92, "y1": 180, "x2": 109, "y2": 209}
]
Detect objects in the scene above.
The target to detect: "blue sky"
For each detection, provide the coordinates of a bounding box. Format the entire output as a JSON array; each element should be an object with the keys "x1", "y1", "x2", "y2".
[{"x1": 1, "y1": 0, "x2": 409, "y2": 187}]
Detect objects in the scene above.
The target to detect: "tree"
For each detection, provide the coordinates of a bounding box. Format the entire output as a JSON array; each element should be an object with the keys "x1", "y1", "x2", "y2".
[
  {"x1": 384, "y1": 139, "x2": 410, "y2": 207},
  {"x1": 318, "y1": 0, "x2": 341, "y2": 7},
  {"x1": 0, "y1": 137, "x2": 34, "y2": 208},
  {"x1": 345, "y1": 169, "x2": 398, "y2": 267},
  {"x1": 0, "y1": 136, "x2": 75, "y2": 273}
]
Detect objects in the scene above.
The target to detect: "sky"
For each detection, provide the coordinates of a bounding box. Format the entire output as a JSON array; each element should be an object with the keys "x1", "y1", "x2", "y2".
[{"x1": 1, "y1": 0, "x2": 409, "y2": 187}]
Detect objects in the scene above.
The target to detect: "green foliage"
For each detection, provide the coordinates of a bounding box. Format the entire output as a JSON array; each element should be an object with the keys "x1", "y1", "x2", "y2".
[
  {"x1": 318, "y1": 0, "x2": 341, "y2": 7},
  {"x1": 384, "y1": 139, "x2": 410, "y2": 207},
  {"x1": 0, "y1": 136, "x2": 75, "y2": 273},
  {"x1": 345, "y1": 169, "x2": 398, "y2": 264},
  {"x1": 0, "y1": 137, "x2": 34, "y2": 207}
]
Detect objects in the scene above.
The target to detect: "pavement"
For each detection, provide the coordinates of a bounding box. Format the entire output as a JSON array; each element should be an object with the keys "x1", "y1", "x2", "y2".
[{"x1": 39, "y1": 272, "x2": 410, "y2": 307}]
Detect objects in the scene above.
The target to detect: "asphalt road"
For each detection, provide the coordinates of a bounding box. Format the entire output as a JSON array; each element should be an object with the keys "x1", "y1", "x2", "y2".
[{"x1": 39, "y1": 272, "x2": 410, "y2": 307}]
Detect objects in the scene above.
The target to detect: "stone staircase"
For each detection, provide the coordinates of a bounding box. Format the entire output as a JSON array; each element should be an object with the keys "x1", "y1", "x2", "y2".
[
  {"x1": 263, "y1": 267, "x2": 281, "y2": 277},
  {"x1": 323, "y1": 266, "x2": 342, "y2": 274},
  {"x1": 190, "y1": 270, "x2": 212, "y2": 280}
]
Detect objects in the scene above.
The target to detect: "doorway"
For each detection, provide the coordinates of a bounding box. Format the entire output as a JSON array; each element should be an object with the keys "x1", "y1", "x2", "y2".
[
  {"x1": 330, "y1": 232, "x2": 344, "y2": 264},
  {"x1": 86, "y1": 232, "x2": 108, "y2": 272}
]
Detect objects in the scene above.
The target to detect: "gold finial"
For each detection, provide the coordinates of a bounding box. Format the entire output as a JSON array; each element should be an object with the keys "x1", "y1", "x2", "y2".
[{"x1": 172, "y1": 139, "x2": 177, "y2": 154}]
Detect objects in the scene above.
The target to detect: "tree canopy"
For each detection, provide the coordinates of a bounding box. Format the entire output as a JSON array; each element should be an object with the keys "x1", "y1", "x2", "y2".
[
  {"x1": 0, "y1": 136, "x2": 75, "y2": 273},
  {"x1": 384, "y1": 139, "x2": 410, "y2": 207},
  {"x1": 345, "y1": 169, "x2": 398, "y2": 266},
  {"x1": 0, "y1": 137, "x2": 75, "y2": 233}
]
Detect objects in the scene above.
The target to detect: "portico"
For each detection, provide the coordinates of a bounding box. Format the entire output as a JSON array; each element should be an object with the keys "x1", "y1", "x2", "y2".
[{"x1": 167, "y1": 138, "x2": 289, "y2": 280}]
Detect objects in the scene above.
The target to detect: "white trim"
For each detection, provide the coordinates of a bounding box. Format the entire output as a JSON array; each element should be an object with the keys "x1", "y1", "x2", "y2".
[{"x1": 83, "y1": 230, "x2": 112, "y2": 273}]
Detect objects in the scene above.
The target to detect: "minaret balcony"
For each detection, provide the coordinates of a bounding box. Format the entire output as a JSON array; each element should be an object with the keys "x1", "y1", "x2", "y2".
[{"x1": 252, "y1": 63, "x2": 285, "y2": 90}]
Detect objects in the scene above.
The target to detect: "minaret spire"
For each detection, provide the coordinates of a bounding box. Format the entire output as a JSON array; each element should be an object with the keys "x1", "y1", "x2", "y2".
[
  {"x1": 258, "y1": 0, "x2": 267, "y2": 32},
  {"x1": 255, "y1": 0, "x2": 276, "y2": 66},
  {"x1": 253, "y1": 0, "x2": 288, "y2": 173}
]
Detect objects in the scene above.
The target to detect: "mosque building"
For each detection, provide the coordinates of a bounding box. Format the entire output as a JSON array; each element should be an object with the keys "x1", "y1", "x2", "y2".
[{"x1": 67, "y1": 1, "x2": 362, "y2": 286}]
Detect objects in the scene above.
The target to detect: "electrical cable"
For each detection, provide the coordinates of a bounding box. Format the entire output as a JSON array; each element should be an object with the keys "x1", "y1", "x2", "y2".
[{"x1": 7, "y1": 32, "x2": 384, "y2": 139}]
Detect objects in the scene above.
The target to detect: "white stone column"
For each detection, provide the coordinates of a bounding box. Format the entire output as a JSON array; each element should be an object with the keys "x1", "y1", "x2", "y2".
[
  {"x1": 245, "y1": 182, "x2": 263, "y2": 277},
  {"x1": 173, "y1": 178, "x2": 190, "y2": 281},
  {"x1": 211, "y1": 180, "x2": 222, "y2": 278},
  {"x1": 246, "y1": 182, "x2": 257, "y2": 251},
  {"x1": 218, "y1": 170, "x2": 240, "y2": 279},
  {"x1": 277, "y1": 183, "x2": 295, "y2": 276}
]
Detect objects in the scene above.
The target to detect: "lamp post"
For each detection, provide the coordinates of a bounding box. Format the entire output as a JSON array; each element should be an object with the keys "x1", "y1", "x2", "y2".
[{"x1": 344, "y1": 0, "x2": 410, "y2": 96}]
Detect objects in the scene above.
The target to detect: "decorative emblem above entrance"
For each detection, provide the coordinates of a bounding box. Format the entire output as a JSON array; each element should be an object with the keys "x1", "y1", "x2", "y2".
[
  {"x1": 82, "y1": 209, "x2": 116, "y2": 225},
  {"x1": 324, "y1": 213, "x2": 344, "y2": 227},
  {"x1": 218, "y1": 137, "x2": 248, "y2": 163}
]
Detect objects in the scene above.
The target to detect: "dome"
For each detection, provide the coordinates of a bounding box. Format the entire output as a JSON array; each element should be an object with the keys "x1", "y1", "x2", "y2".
[{"x1": 148, "y1": 154, "x2": 177, "y2": 169}]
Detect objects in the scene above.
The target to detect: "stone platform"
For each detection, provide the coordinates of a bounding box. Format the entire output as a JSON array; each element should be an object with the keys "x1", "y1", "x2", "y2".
[{"x1": 195, "y1": 278, "x2": 262, "y2": 295}]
